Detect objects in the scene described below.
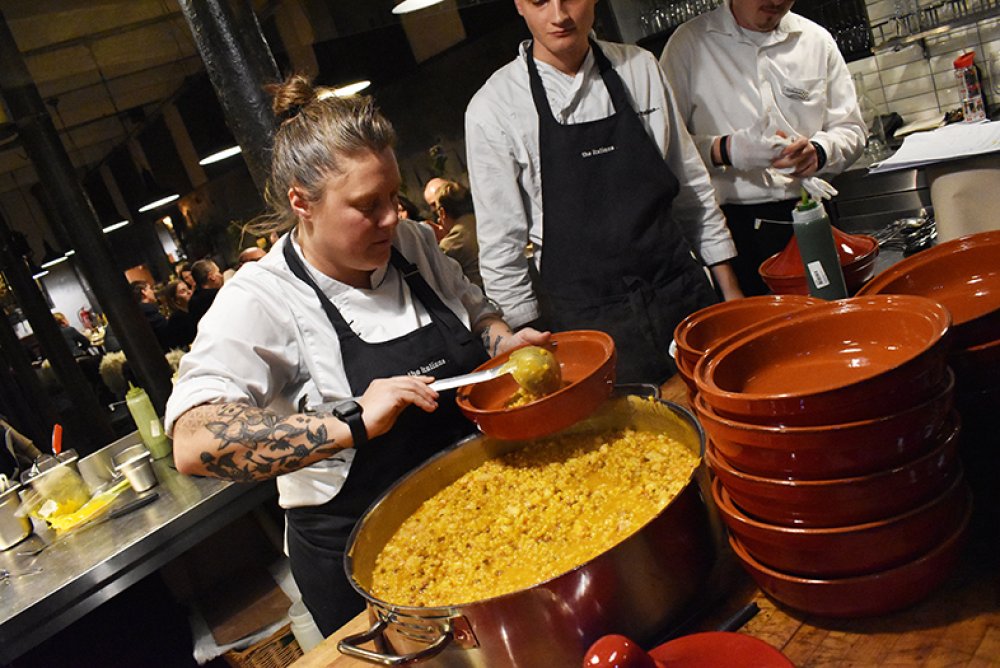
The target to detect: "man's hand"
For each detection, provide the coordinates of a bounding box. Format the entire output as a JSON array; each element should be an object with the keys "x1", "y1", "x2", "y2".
[
  {"x1": 497, "y1": 327, "x2": 550, "y2": 357},
  {"x1": 728, "y1": 124, "x2": 786, "y2": 171},
  {"x1": 772, "y1": 136, "x2": 819, "y2": 178}
]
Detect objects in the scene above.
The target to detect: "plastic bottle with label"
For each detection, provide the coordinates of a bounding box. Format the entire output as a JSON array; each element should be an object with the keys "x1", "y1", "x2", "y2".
[
  {"x1": 791, "y1": 195, "x2": 848, "y2": 300},
  {"x1": 125, "y1": 383, "x2": 172, "y2": 460},
  {"x1": 954, "y1": 51, "x2": 987, "y2": 123}
]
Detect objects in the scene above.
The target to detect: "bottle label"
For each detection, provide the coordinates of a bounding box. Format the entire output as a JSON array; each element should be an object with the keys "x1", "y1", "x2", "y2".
[
  {"x1": 150, "y1": 420, "x2": 162, "y2": 438},
  {"x1": 807, "y1": 261, "x2": 831, "y2": 288}
]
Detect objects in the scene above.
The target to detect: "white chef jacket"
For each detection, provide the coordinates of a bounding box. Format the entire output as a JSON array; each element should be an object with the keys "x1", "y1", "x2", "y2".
[
  {"x1": 465, "y1": 38, "x2": 735, "y2": 329},
  {"x1": 661, "y1": 1, "x2": 866, "y2": 206},
  {"x1": 164, "y1": 220, "x2": 499, "y2": 509}
]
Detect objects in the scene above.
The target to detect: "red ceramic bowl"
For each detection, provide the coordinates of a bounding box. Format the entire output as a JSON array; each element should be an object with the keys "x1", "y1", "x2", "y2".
[
  {"x1": 761, "y1": 234, "x2": 878, "y2": 296},
  {"x1": 759, "y1": 230, "x2": 878, "y2": 279},
  {"x1": 706, "y1": 411, "x2": 961, "y2": 527},
  {"x1": 693, "y1": 370, "x2": 954, "y2": 479},
  {"x1": 456, "y1": 330, "x2": 615, "y2": 441},
  {"x1": 730, "y1": 498, "x2": 971, "y2": 618},
  {"x1": 857, "y1": 230, "x2": 1000, "y2": 348},
  {"x1": 673, "y1": 295, "x2": 818, "y2": 371},
  {"x1": 713, "y1": 473, "x2": 970, "y2": 578},
  {"x1": 694, "y1": 295, "x2": 952, "y2": 426},
  {"x1": 585, "y1": 632, "x2": 794, "y2": 668}
]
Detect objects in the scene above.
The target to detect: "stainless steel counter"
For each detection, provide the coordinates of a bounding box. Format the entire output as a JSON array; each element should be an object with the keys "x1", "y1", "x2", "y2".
[{"x1": 0, "y1": 437, "x2": 276, "y2": 664}]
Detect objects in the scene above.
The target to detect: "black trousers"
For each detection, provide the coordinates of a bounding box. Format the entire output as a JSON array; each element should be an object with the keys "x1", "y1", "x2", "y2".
[{"x1": 721, "y1": 199, "x2": 799, "y2": 296}]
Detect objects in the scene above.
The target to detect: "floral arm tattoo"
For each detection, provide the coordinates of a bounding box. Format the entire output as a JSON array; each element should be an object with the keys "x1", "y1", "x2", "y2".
[{"x1": 175, "y1": 403, "x2": 344, "y2": 481}]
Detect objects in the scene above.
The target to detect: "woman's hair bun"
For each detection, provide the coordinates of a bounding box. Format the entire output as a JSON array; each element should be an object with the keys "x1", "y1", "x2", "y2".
[{"x1": 267, "y1": 74, "x2": 317, "y2": 120}]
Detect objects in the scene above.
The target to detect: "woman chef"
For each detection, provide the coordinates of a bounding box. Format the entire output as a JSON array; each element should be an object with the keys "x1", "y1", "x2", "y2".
[{"x1": 166, "y1": 75, "x2": 547, "y2": 635}]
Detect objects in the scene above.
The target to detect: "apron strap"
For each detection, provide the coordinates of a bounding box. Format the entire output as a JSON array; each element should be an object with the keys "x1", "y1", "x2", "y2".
[
  {"x1": 527, "y1": 39, "x2": 626, "y2": 124},
  {"x1": 282, "y1": 235, "x2": 357, "y2": 343}
]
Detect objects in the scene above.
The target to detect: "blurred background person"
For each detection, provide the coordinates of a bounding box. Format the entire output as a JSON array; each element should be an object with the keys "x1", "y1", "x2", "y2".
[
  {"x1": 434, "y1": 181, "x2": 483, "y2": 288},
  {"x1": 188, "y1": 259, "x2": 224, "y2": 325},
  {"x1": 161, "y1": 279, "x2": 197, "y2": 350}
]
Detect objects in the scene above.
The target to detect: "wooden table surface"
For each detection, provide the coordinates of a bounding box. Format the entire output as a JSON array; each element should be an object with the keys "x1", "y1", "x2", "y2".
[{"x1": 292, "y1": 377, "x2": 1000, "y2": 667}]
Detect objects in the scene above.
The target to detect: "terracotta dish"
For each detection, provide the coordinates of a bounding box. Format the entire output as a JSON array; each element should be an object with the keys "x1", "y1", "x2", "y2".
[
  {"x1": 731, "y1": 499, "x2": 970, "y2": 618},
  {"x1": 706, "y1": 411, "x2": 961, "y2": 527},
  {"x1": 949, "y1": 335, "x2": 1000, "y2": 392},
  {"x1": 694, "y1": 295, "x2": 951, "y2": 426},
  {"x1": 582, "y1": 632, "x2": 794, "y2": 668},
  {"x1": 857, "y1": 230, "x2": 1000, "y2": 348},
  {"x1": 673, "y1": 295, "x2": 818, "y2": 371},
  {"x1": 456, "y1": 330, "x2": 615, "y2": 440},
  {"x1": 760, "y1": 228, "x2": 879, "y2": 278},
  {"x1": 693, "y1": 371, "x2": 954, "y2": 479},
  {"x1": 760, "y1": 231, "x2": 879, "y2": 296},
  {"x1": 713, "y1": 474, "x2": 970, "y2": 578}
]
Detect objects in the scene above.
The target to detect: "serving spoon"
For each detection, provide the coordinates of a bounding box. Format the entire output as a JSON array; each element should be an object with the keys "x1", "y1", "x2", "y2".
[{"x1": 303, "y1": 346, "x2": 562, "y2": 414}]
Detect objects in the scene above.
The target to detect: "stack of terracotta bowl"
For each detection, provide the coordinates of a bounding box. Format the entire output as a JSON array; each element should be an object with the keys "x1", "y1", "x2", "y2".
[
  {"x1": 672, "y1": 295, "x2": 819, "y2": 401},
  {"x1": 692, "y1": 295, "x2": 972, "y2": 618},
  {"x1": 759, "y1": 227, "x2": 879, "y2": 296},
  {"x1": 857, "y1": 230, "x2": 1000, "y2": 425},
  {"x1": 858, "y1": 230, "x2": 1000, "y2": 511}
]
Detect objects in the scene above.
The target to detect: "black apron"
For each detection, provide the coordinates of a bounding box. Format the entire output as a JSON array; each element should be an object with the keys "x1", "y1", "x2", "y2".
[
  {"x1": 281, "y1": 240, "x2": 488, "y2": 635},
  {"x1": 528, "y1": 40, "x2": 717, "y2": 385},
  {"x1": 720, "y1": 199, "x2": 798, "y2": 296}
]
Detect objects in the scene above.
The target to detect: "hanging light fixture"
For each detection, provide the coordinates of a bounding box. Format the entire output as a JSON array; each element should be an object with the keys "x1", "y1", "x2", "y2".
[
  {"x1": 392, "y1": 0, "x2": 444, "y2": 14},
  {"x1": 317, "y1": 81, "x2": 373, "y2": 100},
  {"x1": 28, "y1": 258, "x2": 48, "y2": 280},
  {"x1": 198, "y1": 144, "x2": 242, "y2": 166},
  {"x1": 102, "y1": 220, "x2": 130, "y2": 233},
  {"x1": 39, "y1": 240, "x2": 69, "y2": 269},
  {"x1": 136, "y1": 168, "x2": 179, "y2": 213}
]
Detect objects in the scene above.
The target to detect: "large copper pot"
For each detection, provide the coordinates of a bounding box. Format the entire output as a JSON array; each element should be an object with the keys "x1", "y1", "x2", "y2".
[{"x1": 339, "y1": 395, "x2": 724, "y2": 666}]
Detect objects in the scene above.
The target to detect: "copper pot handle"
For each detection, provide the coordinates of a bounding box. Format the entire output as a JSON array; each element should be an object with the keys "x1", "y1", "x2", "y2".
[{"x1": 338, "y1": 619, "x2": 454, "y2": 665}]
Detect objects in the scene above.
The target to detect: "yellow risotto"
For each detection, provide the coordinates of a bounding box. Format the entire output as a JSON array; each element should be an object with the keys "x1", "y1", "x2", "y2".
[{"x1": 371, "y1": 428, "x2": 700, "y2": 607}]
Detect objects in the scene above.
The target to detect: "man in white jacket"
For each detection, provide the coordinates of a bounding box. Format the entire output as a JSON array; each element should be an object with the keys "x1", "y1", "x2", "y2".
[
  {"x1": 661, "y1": 0, "x2": 865, "y2": 295},
  {"x1": 466, "y1": 0, "x2": 742, "y2": 384}
]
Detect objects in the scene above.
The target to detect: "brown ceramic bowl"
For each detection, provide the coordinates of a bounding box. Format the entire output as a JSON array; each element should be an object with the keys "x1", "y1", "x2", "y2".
[
  {"x1": 673, "y1": 295, "x2": 818, "y2": 371},
  {"x1": 949, "y1": 336, "x2": 1000, "y2": 392},
  {"x1": 694, "y1": 295, "x2": 952, "y2": 426},
  {"x1": 706, "y1": 411, "x2": 961, "y2": 527},
  {"x1": 730, "y1": 497, "x2": 970, "y2": 618},
  {"x1": 857, "y1": 230, "x2": 1000, "y2": 348},
  {"x1": 456, "y1": 330, "x2": 616, "y2": 441},
  {"x1": 713, "y1": 474, "x2": 970, "y2": 578},
  {"x1": 693, "y1": 370, "x2": 954, "y2": 479}
]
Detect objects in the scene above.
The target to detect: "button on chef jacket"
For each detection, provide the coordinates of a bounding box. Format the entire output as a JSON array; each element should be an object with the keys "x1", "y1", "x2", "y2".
[
  {"x1": 660, "y1": 2, "x2": 866, "y2": 206},
  {"x1": 164, "y1": 222, "x2": 500, "y2": 509},
  {"x1": 466, "y1": 38, "x2": 735, "y2": 329}
]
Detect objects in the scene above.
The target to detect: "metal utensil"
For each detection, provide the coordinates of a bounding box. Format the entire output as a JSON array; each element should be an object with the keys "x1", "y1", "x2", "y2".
[{"x1": 303, "y1": 365, "x2": 516, "y2": 414}]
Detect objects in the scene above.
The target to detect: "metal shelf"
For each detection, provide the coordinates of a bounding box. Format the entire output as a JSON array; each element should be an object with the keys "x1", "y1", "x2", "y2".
[{"x1": 872, "y1": 6, "x2": 1000, "y2": 55}]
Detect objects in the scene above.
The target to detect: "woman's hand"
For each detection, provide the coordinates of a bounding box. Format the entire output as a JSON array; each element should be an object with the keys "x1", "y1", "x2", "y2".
[
  {"x1": 496, "y1": 327, "x2": 550, "y2": 357},
  {"x1": 358, "y1": 375, "x2": 439, "y2": 440}
]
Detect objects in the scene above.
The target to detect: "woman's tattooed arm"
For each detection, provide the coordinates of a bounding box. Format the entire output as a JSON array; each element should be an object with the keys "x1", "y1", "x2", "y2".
[{"x1": 172, "y1": 403, "x2": 350, "y2": 481}]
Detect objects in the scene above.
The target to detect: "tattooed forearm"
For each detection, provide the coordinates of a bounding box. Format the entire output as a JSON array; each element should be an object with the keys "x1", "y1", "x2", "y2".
[
  {"x1": 481, "y1": 331, "x2": 505, "y2": 357},
  {"x1": 176, "y1": 403, "x2": 343, "y2": 481}
]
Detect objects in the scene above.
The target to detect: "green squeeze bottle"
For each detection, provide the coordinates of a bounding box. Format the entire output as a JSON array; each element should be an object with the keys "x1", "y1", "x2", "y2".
[
  {"x1": 125, "y1": 383, "x2": 172, "y2": 460},
  {"x1": 791, "y1": 190, "x2": 848, "y2": 300}
]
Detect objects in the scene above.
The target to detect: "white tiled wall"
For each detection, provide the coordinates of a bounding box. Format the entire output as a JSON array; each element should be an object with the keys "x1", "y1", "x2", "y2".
[{"x1": 850, "y1": 2, "x2": 1000, "y2": 122}]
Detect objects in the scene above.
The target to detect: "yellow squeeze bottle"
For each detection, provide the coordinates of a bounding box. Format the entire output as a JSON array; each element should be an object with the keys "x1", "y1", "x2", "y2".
[{"x1": 125, "y1": 384, "x2": 172, "y2": 460}]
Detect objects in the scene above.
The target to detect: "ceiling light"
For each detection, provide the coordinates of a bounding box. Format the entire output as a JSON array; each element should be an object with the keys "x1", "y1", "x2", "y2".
[
  {"x1": 64, "y1": 250, "x2": 76, "y2": 257},
  {"x1": 30, "y1": 262, "x2": 49, "y2": 280},
  {"x1": 392, "y1": 0, "x2": 444, "y2": 14},
  {"x1": 198, "y1": 145, "x2": 242, "y2": 166},
  {"x1": 40, "y1": 240, "x2": 68, "y2": 268},
  {"x1": 136, "y1": 169, "x2": 179, "y2": 213},
  {"x1": 102, "y1": 220, "x2": 130, "y2": 233},
  {"x1": 317, "y1": 81, "x2": 373, "y2": 100}
]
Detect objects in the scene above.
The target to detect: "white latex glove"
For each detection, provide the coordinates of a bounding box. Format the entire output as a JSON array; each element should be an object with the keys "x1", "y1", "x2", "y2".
[
  {"x1": 801, "y1": 177, "x2": 838, "y2": 201},
  {"x1": 727, "y1": 119, "x2": 786, "y2": 171}
]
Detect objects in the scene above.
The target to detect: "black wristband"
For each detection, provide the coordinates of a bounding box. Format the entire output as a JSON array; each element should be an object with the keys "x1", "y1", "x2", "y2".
[
  {"x1": 333, "y1": 400, "x2": 367, "y2": 448},
  {"x1": 811, "y1": 141, "x2": 827, "y2": 170},
  {"x1": 719, "y1": 135, "x2": 732, "y2": 167}
]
